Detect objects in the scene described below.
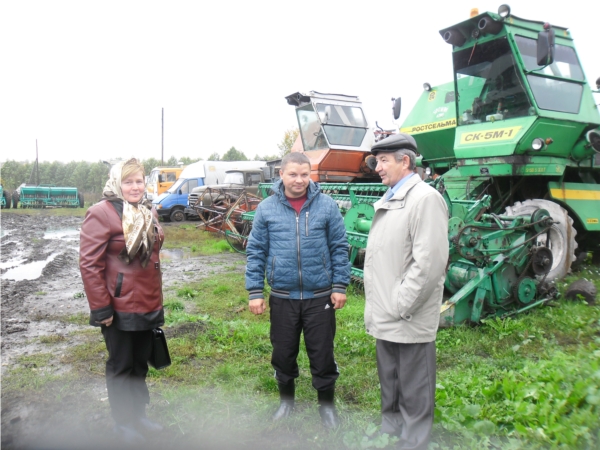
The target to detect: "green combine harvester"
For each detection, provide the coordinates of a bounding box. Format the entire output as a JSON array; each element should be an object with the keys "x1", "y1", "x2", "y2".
[
  {"x1": 228, "y1": 4, "x2": 600, "y2": 326},
  {"x1": 397, "y1": 4, "x2": 600, "y2": 324}
]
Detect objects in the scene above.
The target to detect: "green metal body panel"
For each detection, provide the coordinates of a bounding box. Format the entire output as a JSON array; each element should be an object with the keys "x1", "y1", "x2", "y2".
[
  {"x1": 400, "y1": 81, "x2": 458, "y2": 163},
  {"x1": 456, "y1": 155, "x2": 567, "y2": 177},
  {"x1": 454, "y1": 117, "x2": 535, "y2": 159},
  {"x1": 548, "y1": 182, "x2": 600, "y2": 231}
]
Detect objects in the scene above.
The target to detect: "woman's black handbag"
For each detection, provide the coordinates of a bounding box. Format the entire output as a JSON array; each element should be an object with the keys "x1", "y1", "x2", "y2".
[{"x1": 148, "y1": 328, "x2": 171, "y2": 369}]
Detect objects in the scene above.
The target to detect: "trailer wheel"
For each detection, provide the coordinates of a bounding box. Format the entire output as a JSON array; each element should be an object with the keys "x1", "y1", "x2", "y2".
[
  {"x1": 564, "y1": 279, "x2": 597, "y2": 304},
  {"x1": 12, "y1": 192, "x2": 19, "y2": 208},
  {"x1": 78, "y1": 192, "x2": 85, "y2": 208},
  {"x1": 170, "y1": 208, "x2": 185, "y2": 222},
  {"x1": 505, "y1": 199, "x2": 577, "y2": 280},
  {"x1": 1, "y1": 192, "x2": 10, "y2": 209}
]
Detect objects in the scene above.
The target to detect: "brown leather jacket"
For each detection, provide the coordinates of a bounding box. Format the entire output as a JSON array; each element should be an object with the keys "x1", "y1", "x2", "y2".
[{"x1": 79, "y1": 200, "x2": 165, "y2": 331}]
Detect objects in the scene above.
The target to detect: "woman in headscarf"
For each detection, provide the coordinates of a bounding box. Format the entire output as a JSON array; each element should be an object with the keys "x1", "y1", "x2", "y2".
[{"x1": 79, "y1": 158, "x2": 164, "y2": 444}]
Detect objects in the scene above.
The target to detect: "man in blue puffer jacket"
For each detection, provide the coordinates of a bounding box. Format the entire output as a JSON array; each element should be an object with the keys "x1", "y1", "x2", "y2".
[{"x1": 246, "y1": 152, "x2": 350, "y2": 429}]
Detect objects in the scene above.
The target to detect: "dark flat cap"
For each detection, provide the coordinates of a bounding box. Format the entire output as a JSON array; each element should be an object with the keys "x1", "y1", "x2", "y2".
[{"x1": 371, "y1": 133, "x2": 418, "y2": 155}]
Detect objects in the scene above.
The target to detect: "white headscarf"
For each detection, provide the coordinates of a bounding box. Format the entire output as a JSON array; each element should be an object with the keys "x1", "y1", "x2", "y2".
[{"x1": 103, "y1": 160, "x2": 155, "y2": 268}]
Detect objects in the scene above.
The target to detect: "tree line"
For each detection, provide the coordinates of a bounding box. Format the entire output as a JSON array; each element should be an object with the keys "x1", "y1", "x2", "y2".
[{"x1": 0, "y1": 129, "x2": 299, "y2": 193}]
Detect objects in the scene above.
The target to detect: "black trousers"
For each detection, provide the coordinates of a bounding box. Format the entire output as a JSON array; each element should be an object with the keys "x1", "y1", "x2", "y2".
[
  {"x1": 269, "y1": 295, "x2": 339, "y2": 391},
  {"x1": 376, "y1": 339, "x2": 436, "y2": 450},
  {"x1": 101, "y1": 325, "x2": 154, "y2": 424}
]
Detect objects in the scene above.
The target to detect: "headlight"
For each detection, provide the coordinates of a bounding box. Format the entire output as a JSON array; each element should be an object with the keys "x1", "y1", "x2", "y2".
[
  {"x1": 498, "y1": 4, "x2": 511, "y2": 19},
  {"x1": 155, "y1": 204, "x2": 162, "y2": 209},
  {"x1": 531, "y1": 138, "x2": 545, "y2": 151}
]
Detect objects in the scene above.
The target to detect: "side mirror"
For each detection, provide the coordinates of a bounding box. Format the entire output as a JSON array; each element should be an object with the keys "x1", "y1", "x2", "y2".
[
  {"x1": 537, "y1": 25, "x2": 555, "y2": 66},
  {"x1": 178, "y1": 189, "x2": 182, "y2": 195},
  {"x1": 392, "y1": 97, "x2": 402, "y2": 120},
  {"x1": 158, "y1": 174, "x2": 164, "y2": 183}
]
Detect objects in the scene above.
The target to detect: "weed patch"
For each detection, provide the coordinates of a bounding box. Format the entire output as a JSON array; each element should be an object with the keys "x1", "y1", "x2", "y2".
[
  {"x1": 162, "y1": 225, "x2": 230, "y2": 255},
  {"x1": 39, "y1": 335, "x2": 67, "y2": 344},
  {"x1": 2, "y1": 353, "x2": 59, "y2": 392}
]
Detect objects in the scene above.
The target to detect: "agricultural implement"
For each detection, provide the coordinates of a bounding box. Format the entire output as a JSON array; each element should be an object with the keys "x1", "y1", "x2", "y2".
[
  {"x1": 15, "y1": 185, "x2": 84, "y2": 208},
  {"x1": 11, "y1": 142, "x2": 85, "y2": 209}
]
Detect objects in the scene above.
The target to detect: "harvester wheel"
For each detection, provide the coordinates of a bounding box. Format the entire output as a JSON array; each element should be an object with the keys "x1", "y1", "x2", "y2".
[
  {"x1": 170, "y1": 208, "x2": 185, "y2": 222},
  {"x1": 78, "y1": 192, "x2": 85, "y2": 208},
  {"x1": 564, "y1": 279, "x2": 597, "y2": 304},
  {"x1": 505, "y1": 199, "x2": 577, "y2": 280},
  {"x1": 12, "y1": 191, "x2": 19, "y2": 208}
]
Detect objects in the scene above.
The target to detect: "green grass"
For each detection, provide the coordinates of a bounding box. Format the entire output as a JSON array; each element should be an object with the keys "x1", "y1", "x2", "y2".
[
  {"x1": 64, "y1": 313, "x2": 89, "y2": 325},
  {"x1": 2, "y1": 353, "x2": 60, "y2": 391},
  {"x1": 161, "y1": 224, "x2": 232, "y2": 255},
  {"x1": 5, "y1": 257, "x2": 599, "y2": 448},
  {"x1": 39, "y1": 334, "x2": 67, "y2": 344},
  {"x1": 148, "y1": 264, "x2": 600, "y2": 448}
]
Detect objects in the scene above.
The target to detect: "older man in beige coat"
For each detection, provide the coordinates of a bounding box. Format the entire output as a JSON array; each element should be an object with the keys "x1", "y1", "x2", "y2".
[{"x1": 364, "y1": 133, "x2": 449, "y2": 450}]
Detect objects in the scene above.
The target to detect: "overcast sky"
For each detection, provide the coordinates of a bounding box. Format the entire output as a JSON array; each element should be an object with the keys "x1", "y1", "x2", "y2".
[{"x1": 2, "y1": 0, "x2": 599, "y2": 163}]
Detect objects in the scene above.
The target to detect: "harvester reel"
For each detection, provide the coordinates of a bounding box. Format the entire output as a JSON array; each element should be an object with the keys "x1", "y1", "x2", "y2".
[
  {"x1": 225, "y1": 220, "x2": 253, "y2": 254},
  {"x1": 196, "y1": 189, "x2": 261, "y2": 253}
]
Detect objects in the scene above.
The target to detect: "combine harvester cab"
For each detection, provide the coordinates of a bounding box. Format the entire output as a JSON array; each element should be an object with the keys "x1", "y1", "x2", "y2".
[
  {"x1": 399, "y1": 4, "x2": 600, "y2": 325},
  {"x1": 285, "y1": 91, "x2": 389, "y2": 277},
  {"x1": 285, "y1": 91, "x2": 380, "y2": 183}
]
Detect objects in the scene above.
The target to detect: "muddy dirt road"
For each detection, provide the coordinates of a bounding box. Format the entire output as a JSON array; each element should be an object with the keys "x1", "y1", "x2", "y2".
[{"x1": 1, "y1": 212, "x2": 247, "y2": 449}]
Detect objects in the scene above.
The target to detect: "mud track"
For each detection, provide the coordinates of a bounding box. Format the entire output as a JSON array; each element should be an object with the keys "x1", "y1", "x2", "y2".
[{"x1": 1, "y1": 213, "x2": 246, "y2": 449}]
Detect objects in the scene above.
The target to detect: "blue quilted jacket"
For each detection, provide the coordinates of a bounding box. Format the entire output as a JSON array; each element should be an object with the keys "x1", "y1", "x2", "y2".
[{"x1": 245, "y1": 179, "x2": 350, "y2": 300}]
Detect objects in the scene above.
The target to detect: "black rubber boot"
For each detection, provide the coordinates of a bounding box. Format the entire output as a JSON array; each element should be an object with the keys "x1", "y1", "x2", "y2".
[
  {"x1": 318, "y1": 387, "x2": 339, "y2": 429},
  {"x1": 272, "y1": 381, "x2": 295, "y2": 421}
]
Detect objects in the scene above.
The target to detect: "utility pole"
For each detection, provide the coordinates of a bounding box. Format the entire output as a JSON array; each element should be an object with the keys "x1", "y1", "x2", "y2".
[
  {"x1": 36, "y1": 139, "x2": 39, "y2": 185},
  {"x1": 29, "y1": 139, "x2": 40, "y2": 185},
  {"x1": 161, "y1": 108, "x2": 164, "y2": 165}
]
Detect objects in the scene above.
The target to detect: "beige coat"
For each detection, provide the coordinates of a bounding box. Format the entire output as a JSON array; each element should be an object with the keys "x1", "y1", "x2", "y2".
[{"x1": 364, "y1": 175, "x2": 449, "y2": 343}]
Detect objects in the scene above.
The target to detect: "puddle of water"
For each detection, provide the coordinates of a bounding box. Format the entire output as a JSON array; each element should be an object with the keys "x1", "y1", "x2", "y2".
[
  {"x1": 2, "y1": 253, "x2": 60, "y2": 281},
  {"x1": 160, "y1": 248, "x2": 197, "y2": 260},
  {"x1": 44, "y1": 227, "x2": 80, "y2": 240},
  {"x1": 0, "y1": 256, "x2": 27, "y2": 270}
]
